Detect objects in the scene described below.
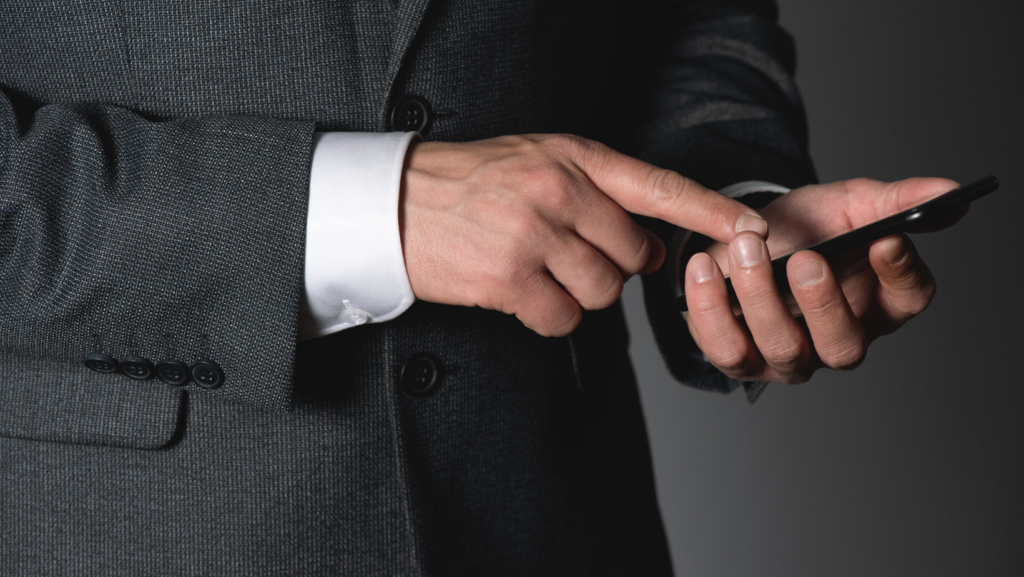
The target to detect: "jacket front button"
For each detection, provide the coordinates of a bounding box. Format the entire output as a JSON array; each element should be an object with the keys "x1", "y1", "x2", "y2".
[
  {"x1": 120, "y1": 356, "x2": 154, "y2": 380},
  {"x1": 83, "y1": 353, "x2": 119, "y2": 374},
  {"x1": 190, "y1": 360, "x2": 224, "y2": 389},
  {"x1": 389, "y1": 94, "x2": 433, "y2": 134},
  {"x1": 401, "y1": 353, "x2": 442, "y2": 394},
  {"x1": 156, "y1": 360, "x2": 190, "y2": 386}
]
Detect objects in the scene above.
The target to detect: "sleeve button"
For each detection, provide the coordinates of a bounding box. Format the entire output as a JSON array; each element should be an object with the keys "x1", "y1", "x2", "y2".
[
  {"x1": 155, "y1": 360, "x2": 190, "y2": 386},
  {"x1": 83, "y1": 353, "x2": 119, "y2": 374},
  {"x1": 120, "y1": 356, "x2": 154, "y2": 380},
  {"x1": 190, "y1": 360, "x2": 224, "y2": 389}
]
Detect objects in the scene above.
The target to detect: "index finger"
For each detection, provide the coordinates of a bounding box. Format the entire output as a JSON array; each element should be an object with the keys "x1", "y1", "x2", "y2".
[{"x1": 565, "y1": 138, "x2": 769, "y2": 244}]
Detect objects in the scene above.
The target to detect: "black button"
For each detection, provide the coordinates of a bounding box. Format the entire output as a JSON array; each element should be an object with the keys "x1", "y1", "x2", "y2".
[
  {"x1": 401, "y1": 353, "x2": 442, "y2": 394},
  {"x1": 83, "y1": 353, "x2": 118, "y2": 374},
  {"x1": 156, "y1": 359, "x2": 190, "y2": 386},
  {"x1": 389, "y1": 95, "x2": 433, "y2": 133},
  {"x1": 120, "y1": 356, "x2": 154, "y2": 380},
  {"x1": 190, "y1": 360, "x2": 225, "y2": 389}
]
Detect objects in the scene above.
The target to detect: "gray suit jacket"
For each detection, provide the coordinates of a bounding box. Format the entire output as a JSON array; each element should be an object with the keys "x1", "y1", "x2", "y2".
[{"x1": 0, "y1": 0, "x2": 815, "y2": 574}]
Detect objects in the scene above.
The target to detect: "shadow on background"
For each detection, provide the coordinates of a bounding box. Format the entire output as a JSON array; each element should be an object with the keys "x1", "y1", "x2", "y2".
[{"x1": 624, "y1": 1, "x2": 1024, "y2": 575}]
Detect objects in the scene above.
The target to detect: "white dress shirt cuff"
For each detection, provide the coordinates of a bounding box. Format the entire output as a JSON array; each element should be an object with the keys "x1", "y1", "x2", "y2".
[{"x1": 300, "y1": 131, "x2": 420, "y2": 340}]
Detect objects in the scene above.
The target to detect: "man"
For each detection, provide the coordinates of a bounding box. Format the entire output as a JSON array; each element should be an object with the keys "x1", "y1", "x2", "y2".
[{"x1": 0, "y1": 0, "x2": 949, "y2": 574}]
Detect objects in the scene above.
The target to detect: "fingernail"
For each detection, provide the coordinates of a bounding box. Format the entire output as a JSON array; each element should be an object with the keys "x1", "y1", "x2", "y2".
[
  {"x1": 689, "y1": 253, "x2": 716, "y2": 284},
  {"x1": 735, "y1": 213, "x2": 768, "y2": 236},
  {"x1": 792, "y1": 259, "x2": 825, "y2": 287},
  {"x1": 732, "y1": 235, "x2": 764, "y2": 268},
  {"x1": 883, "y1": 235, "x2": 907, "y2": 266}
]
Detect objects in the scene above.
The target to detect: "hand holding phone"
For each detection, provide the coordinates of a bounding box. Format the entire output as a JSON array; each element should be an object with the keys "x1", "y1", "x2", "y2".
[
  {"x1": 678, "y1": 175, "x2": 997, "y2": 385},
  {"x1": 676, "y1": 175, "x2": 999, "y2": 312}
]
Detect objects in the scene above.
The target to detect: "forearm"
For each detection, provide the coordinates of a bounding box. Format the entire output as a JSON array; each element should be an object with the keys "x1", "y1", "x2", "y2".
[{"x1": 0, "y1": 94, "x2": 313, "y2": 410}]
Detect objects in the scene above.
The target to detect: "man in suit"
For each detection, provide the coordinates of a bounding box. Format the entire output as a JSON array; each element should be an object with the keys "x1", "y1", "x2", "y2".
[{"x1": 0, "y1": 0, "x2": 950, "y2": 574}]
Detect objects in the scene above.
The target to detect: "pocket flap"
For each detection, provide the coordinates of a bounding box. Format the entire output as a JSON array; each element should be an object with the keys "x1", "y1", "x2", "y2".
[{"x1": 0, "y1": 356, "x2": 184, "y2": 449}]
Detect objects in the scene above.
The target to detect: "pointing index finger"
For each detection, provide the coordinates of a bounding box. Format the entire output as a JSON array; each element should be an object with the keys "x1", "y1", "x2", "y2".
[{"x1": 569, "y1": 139, "x2": 768, "y2": 243}]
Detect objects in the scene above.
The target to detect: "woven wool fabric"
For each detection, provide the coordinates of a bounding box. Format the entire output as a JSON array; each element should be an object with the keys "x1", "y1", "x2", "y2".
[{"x1": 0, "y1": 0, "x2": 816, "y2": 574}]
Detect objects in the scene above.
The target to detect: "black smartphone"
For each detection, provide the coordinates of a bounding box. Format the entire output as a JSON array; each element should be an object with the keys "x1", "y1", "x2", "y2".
[{"x1": 675, "y1": 175, "x2": 1000, "y2": 312}]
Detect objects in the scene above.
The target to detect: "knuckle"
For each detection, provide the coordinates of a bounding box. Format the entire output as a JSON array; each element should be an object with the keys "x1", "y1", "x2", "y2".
[
  {"x1": 845, "y1": 177, "x2": 879, "y2": 190},
  {"x1": 518, "y1": 267, "x2": 551, "y2": 297},
  {"x1": 587, "y1": 272, "x2": 624, "y2": 310},
  {"x1": 547, "y1": 133, "x2": 597, "y2": 158},
  {"x1": 738, "y1": 283, "x2": 777, "y2": 309},
  {"x1": 519, "y1": 164, "x2": 563, "y2": 193},
  {"x1": 474, "y1": 259, "x2": 529, "y2": 314},
  {"x1": 536, "y1": 134, "x2": 588, "y2": 165},
  {"x1": 606, "y1": 217, "x2": 652, "y2": 276},
  {"x1": 624, "y1": 230, "x2": 652, "y2": 275},
  {"x1": 689, "y1": 290, "x2": 725, "y2": 316},
  {"x1": 762, "y1": 339, "x2": 804, "y2": 371},
  {"x1": 503, "y1": 212, "x2": 536, "y2": 239},
  {"x1": 841, "y1": 177, "x2": 880, "y2": 197},
  {"x1": 645, "y1": 167, "x2": 690, "y2": 207},
  {"x1": 522, "y1": 166, "x2": 580, "y2": 210},
  {"x1": 710, "y1": 349, "x2": 749, "y2": 375},
  {"x1": 530, "y1": 304, "x2": 582, "y2": 338},
  {"x1": 820, "y1": 333, "x2": 867, "y2": 371},
  {"x1": 705, "y1": 339, "x2": 754, "y2": 375},
  {"x1": 553, "y1": 132, "x2": 587, "y2": 149},
  {"x1": 903, "y1": 286, "x2": 934, "y2": 316},
  {"x1": 799, "y1": 290, "x2": 842, "y2": 318},
  {"x1": 841, "y1": 177, "x2": 894, "y2": 212},
  {"x1": 490, "y1": 247, "x2": 533, "y2": 289},
  {"x1": 552, "y1": 307, "x2": 584, "y2": 337},
  {"x1": 545, "y1": 175, "x2": 582, "y2": 213},
  {"x1": 881, "y1": 180, "x2": 907, "y2": 214},
  {"x1": 889, "y1": 270, "x2": 936, "y2": 317},
  {"x1": 570, "y1": 249, "x2": 624, "y2": 310},
  {"x1": 508, "y1": 134, "x2": 544, "y2": 156},
  {"x1": 501, "y1": 202, "x2": 545, "y2": 239}
]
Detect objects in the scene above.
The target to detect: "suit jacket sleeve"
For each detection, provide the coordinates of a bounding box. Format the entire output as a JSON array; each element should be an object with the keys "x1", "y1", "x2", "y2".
[
  {"x1": 0, "y1": 90, "x2": 315, "y2": 411},
  {"x1": 630, "y1": 0, "x2": 819, "y2": 398}
]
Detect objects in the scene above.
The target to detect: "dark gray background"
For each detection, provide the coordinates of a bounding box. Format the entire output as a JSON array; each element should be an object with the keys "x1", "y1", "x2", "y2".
[{"x1": 623, "y1": 0, "x2": 1024, "y2": 575}]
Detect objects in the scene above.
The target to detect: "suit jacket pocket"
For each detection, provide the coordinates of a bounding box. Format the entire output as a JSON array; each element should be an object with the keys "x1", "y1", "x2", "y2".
[{"x1": 0, "y1": 355, "x2": 184, "y2": 449}]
